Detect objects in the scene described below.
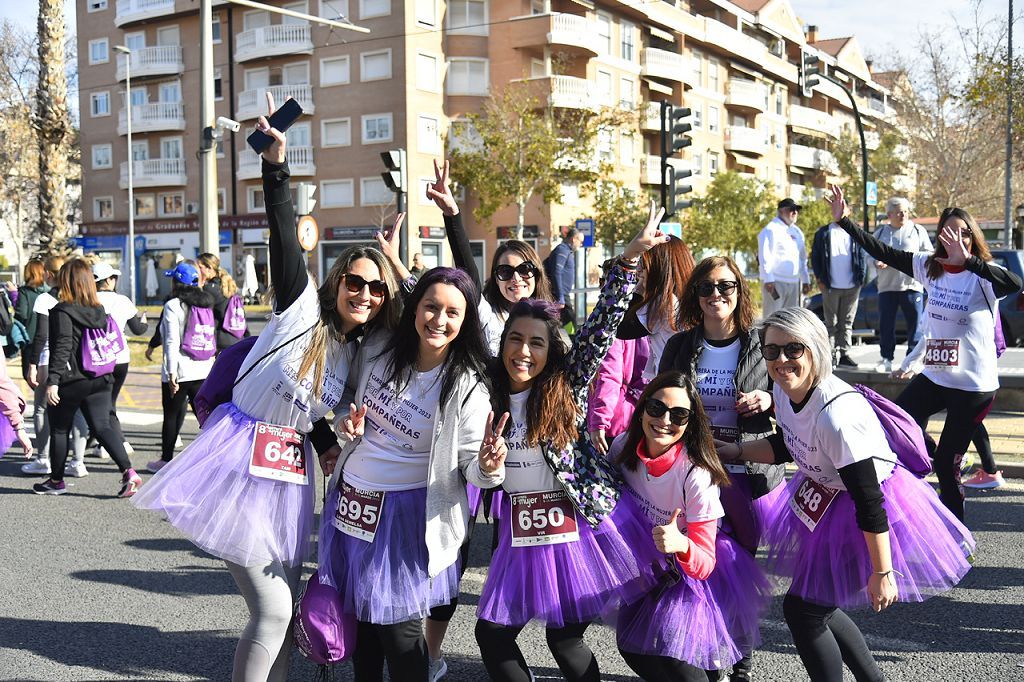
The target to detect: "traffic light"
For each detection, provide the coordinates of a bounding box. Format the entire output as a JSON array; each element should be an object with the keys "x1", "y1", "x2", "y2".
[
  {"x1": 659, "y1": 102, "x2": 693, "y2": 213},
  {"x1": 800, "y1": 50, "x2": 821, "y2": 98},
  {"x1": 666, "y1": 165, "x2": 693, "y2": 216},
  {"x1": 296, "y1": 182, "x2": 317, "y2": 215},
  {"x1": 380, "y1": 149, "x2": 407, "y2": 193}
]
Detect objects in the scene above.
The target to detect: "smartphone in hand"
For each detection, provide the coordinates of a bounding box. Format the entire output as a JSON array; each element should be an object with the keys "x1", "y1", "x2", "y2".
[{"x1": 246, "y1": 98, "x2": 304, "y2": 154}]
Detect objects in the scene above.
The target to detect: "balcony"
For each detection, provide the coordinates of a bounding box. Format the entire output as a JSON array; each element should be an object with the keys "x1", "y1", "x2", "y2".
[
  {"x1": 508, "y1": 12, "x2": 598, "y2": 57},
  {"x1": 116, "y1": 46, "x2": 184, "y2": 81},
  {"x1": 725, "y1": 79, "x2": 768, "y2": 113},
  {"x1": 511, "y1": 75, "x2": 594, "y2": 111},
  {"x1": 238, "y1": 146, "x2": 315, "y2": 180},
  {"x1": 236, "y1": 24, "x2": 313, "y2": 63},
  {"x1": 118, "y1": 102, "x2": 185, "y2": 135},
  {"x1": 789, "y1": 143, "x2": 838, "y2": 173},
  {"x1": 641, "y1": 47, "x2": 692, "y2": 86},
  {"x1": 115, "y1": 0, "x2": 175, "y2": 26},
  {"x1": 237, "y1": 84, "x2": 314, "y2": 121},
  {"x1": 641, "y1": 101, "x2": 663, "y2": 131},
  {"x1": 120, "y1": 158, "x2": 186, "y2": 189},
  {"x1": 724, "y1": 126, "x2": 768, "y2": 156},
  {"x1": 640, "y1": 155, "x2": 691, "y2": 185},
  {"x1": 788, "y1": 104, "x2": 840, "y2": 139}
]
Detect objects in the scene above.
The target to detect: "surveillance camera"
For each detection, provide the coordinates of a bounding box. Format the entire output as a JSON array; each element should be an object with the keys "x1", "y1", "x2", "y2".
[{"x1": 216, "y1": 116, "x2": 241, "y2": 133}]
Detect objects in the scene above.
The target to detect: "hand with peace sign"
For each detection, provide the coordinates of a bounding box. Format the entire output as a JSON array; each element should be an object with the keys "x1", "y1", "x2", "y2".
[
  {"x1": 374, "y1": 212, "x2": 413, "y2": 280},
  {"x1": 339, "y1": 402, "x2": 368, "y2": 442},
  {"x1": 621, "y1": 201, "x2": 671, "y2": 264},
  {"x1": 478, "y1": 411, "x2": 510, "y2": 475},
  {"x1": 652, "y1": 508, "x2": 690, "y2": 554},
  {"x1": 255, "y1": 91, "x2": 288, "y2": 165},
  {"x1": 425, "y1": 159, "x2": 459, "y2": 216}
]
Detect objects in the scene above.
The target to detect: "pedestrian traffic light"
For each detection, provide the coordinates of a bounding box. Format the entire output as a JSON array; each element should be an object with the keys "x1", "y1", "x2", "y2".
[
  {"x1": 659, "y1": 103, "x2": 693, "y2": 213},
  {"x1": 296, "y1": 182, "x2": 317, "y2": 215},
  {"x1": 800, "y1": 50, "x2": 821, "y2": 98},
  {"x1": 666, "y1": 165, "x2": 693, "y2": 216},
  {"x1": 380, "y1": 149, "x2": 407, "y2": 193}
]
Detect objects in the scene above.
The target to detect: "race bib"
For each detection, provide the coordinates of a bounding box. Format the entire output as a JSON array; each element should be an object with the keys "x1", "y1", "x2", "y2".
[
  {"x1": 724, "y1": 462, "x2": 748, "y2": 474},
  {"x1": 248, "y1": 422, "x2": 307, "y2": 485},
  {"x1": 788, "y1": 477, "x2": 840, "y2": 532},
  {"x1": 924, "y1": 339, "x2": 961, "y2": 371},
  {"x1": 510, "y1": 489, "x2": 580, "y2": 547},
  {"x1": 711, "y1": 425, "x2": 739, "y2": 443},
  {"x1": 332, "y1": 482, "x2": 384, "y2": 543}
]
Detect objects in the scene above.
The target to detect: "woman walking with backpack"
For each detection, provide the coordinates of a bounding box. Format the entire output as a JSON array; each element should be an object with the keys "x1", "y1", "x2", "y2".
[
  {"x1": 197, "y1": 252, "x2": 248, "y2": 350},
  {"x1": 15, "y1": 259, "x2": 49, "y2": 382},
  {"x1": 31, "y1": 259, "x2": 140, "y2": 497}
]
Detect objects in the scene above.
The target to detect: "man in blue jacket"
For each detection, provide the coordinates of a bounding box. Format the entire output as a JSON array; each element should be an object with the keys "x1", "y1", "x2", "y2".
[
  {"x1": 543, "y1": 228, "x2": 583, "y2": 304},
  {"x1": 811, "y1": 218, "x2": 868, "y2": 368}
]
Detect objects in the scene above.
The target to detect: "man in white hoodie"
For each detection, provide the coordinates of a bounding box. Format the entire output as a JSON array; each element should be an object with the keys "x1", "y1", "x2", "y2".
[{"x1": 758, "y1": 198, "x2": 810, "y2": 316}]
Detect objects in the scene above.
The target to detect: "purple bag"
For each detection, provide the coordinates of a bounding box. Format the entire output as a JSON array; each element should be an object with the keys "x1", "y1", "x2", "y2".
[
  {"x1": 994, "y1": 308, "x2": 1006, "y2": 358},
  {"x1": 222, "y1": 294, "x2": 247, "y2": 339},
  {"x1": 293, "y1": 570, "x2": 357, "y2": 665},
  {"x1": 81, "y1": 316, "x2": 125, "y2": 378},
  {"x1": 194, "y1": 335, "x2": 257, "y2": 426},
  {"x1": 181, "y1": 305, "x2": 216, "y2": 361}
]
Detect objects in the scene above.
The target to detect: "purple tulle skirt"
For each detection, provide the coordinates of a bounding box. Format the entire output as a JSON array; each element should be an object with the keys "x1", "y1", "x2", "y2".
[
  {"x1": 0, "y1": 413, "x2": 17, "y2": 457},
  {"x1": 132, "y1": 402, "x2": 315, "y2": 567},
  {"x1": 319, "y1": 485, "x2": 461, "y2": 625},
  {"x1": 752, "y1": 479, "x2": 787, "y2": 529},
  {"x1": 760, "y1": 465, "x2": 975, "y2": 609},
  {"x1": 706, "y1": 532, "x2": 772, "y2": 658},
  {"x1": 477, "y1": 491, "x2": 667, "y2": 627}
]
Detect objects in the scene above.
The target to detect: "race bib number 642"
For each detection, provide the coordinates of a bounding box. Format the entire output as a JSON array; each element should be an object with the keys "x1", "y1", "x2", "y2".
[{"x1": 248, "y1": 421, "x2": 307, "y2": 485}]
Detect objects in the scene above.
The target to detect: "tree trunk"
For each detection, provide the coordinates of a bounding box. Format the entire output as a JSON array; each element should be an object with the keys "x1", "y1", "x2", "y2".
[
  {"x1": 35, "y1": 0, "x2": 72, "y2": 257},
  {"x1": 514, "y1": 199, "x2": 526, "y2": 240}
]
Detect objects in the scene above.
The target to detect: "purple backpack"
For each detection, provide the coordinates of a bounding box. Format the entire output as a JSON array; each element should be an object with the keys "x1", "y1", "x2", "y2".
[
  {"x1": 81, "y1": 316, "x2": 125, "y2": 377},
  {"x1": 181, "y1": 305, "x2": 216, "y2": 361},
  {"x1": 222, "y1": 294, "x2": 247, "y2": 339},
  {"x1": 194, "y1": 335, "x2": 257, "y2": 426},
  {"x1": 293, "y1": 570, "x2": 357, "y2": 665},
  {"x1": 994, "y1": 309, "x2": 1006, "y2": 358}
]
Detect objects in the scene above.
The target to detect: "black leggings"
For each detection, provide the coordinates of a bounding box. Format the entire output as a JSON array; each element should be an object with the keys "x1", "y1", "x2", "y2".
[
  {"x1": 896, "y1": 375, "x2": 995, "y2": 520},
  {"x1": 619, "y1": 650, "x2": 709, "y2": 681},
  {"x1": 161, "y1": 379, "x2": 203, "y2": 461},
  {"x1": 972, "y1": 423, "x2": 996, "y2": 474},
  {"x1": 352, "y1": 618, "x2": 427, "y2": 681},
  {"x1": 783, "y1": 594, "x2": 882, "y2": 682},
  {"x1": 476, "y1": 619, "x2": 598, "y2": 681},
  {"x1": 47, "y1": 378, "x2": 131, "y2": 482},
  {"x1": 426, "y1": 513, "x2": 476, "y2": 624},
  {"x1": 107, "y1": 363, "x2": 129, "y2": 440}
]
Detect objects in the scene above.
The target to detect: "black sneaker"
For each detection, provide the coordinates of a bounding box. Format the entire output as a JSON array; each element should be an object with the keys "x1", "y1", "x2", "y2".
[
  {"x1": 32, "y1": 479, "x2": 67, "y2": 495},
  {"x1": 837, "y1": 353, "x2": 858, "y2": 368}
]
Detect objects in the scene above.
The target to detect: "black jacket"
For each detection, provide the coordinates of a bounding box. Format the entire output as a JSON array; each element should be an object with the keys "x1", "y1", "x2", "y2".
[
  {"x1": 47, "y1": 303, "x2": 113, "y2": 387},
  {"x1": 203, "y1": 278, "x2": 244, "y2": 350},
  {"x1": 15, "y1": 285, "x2": 48, "y2": 342},
  {"x1": 810, "y1": 223, "x2": 868, "y2": 289}
]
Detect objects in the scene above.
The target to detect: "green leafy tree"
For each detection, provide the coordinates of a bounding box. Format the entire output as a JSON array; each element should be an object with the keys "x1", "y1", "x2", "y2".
[
  {"x1": 832, "y1": 128, "x2": 907, "y2": 228},
  {"x1": 795, "y1": 189, "x2": 835, "y2": 238},
  {"x1": 684, "y1": 172, "x2": 775, "y2": 260},
  {"x1": 593, "y1": 181, "x2": 650, "y2": 251}
]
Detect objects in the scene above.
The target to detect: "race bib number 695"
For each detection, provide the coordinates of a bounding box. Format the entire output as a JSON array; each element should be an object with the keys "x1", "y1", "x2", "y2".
[
  {"x1": 333, "y1": 483, "x2": 384, "y2": 543},
  {"x1": 248, "y1": 421, "x2": 307, "y2": 485}
]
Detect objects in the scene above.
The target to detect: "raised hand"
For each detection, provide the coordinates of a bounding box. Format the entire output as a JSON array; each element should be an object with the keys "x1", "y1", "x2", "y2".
[
  {"x1": 478, "y1": 411, "x2": 510, "y2": 475},
  {"x1": 425, "y1": 159, "x2": 459, "y2": 216},
  {"x1": 827, "y1": 184, "x2": 848, "y2": 223},
  {"x1": 255, "y1": 91, "x2": 287, "y2": 165},
  {"x1": 340, "y1": 403, "x2": 368, "y2": 442},
  {"x1": 374, "y1": 212, "x2": 412, "y2": 280},
  {"x1": 622, "y1": 201, "x2": 670, "y2": 262},
  {"x1": 935, "y1": 225, "x2": 970, "y2": 267},
  {"x1": 652, "y1": 508, "x2": 690, "y2": 554}
]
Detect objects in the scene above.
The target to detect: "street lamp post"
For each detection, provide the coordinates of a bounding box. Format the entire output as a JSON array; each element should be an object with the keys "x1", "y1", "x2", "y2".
[{"x1": 113, "y1": 45, "x2": 136, "y2": 303}]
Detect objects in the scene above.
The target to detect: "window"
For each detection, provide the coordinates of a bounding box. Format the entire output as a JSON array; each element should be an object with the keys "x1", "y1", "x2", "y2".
[
  {"x1": 416, "y1": 52, "x2": 439, "y2": 92},
  {"x1": 215, "y1": 139, "x2": 225, "y2": 158},
  {"x1": 360, "y1": 177, "x2": 392, "y2": 205},
  {"x1": 619, "y1": 77, "x2": 635, "y2": 109},
  {"x1": 135, "y1": 194, "x2": 156, "y2": 219},
  {"x1": 620, "y1": 132, "x2": 636, "y2": 166},
  {"x1": 360, "y1": 0, "x2": 390, "y2": 19},
  {"x1": 90, "y1": 91, "x2": 110, "y2": 117},
  {"x1": 620, "y1": 20, "x2": 635, "y2": 61},
  {"x1": 156, "y1": 25, "x2": 180, "y2": 46},
  {"x1": 360, "y1": 49, "x2": 392, "y2": 81},
  {"x1": 217, "y1": 188, "x2": 227, "y2": 214},
  {"x1": 214, "y1": 69, "x2": 223, "y2": 100},
  {"x1": 320, "y1": 56, "x2": 350, "y2": 86},
  {"x1": 418, "y1": 178, "x2": 435, "y2": 206},
  {"x1": 88, "y1": 38, "x2": 108, "y2": 65},
  {"x1": 692, "y1": 152, "x2": 703, "y2": 176},
  {"x1": 88, "y1": 0, "x2": 108, "y2": 11},
  {"x1": 92, "y1": 144, "x2": 112, "y2": 169},
  {"x1": 94, "y1": 197, "x2": 113, "y2": 220},
  {"x1": 246, "y1": 187, "x2": 265, "y2": 212},
  {"x1": 416, "y1": 0, "x2": 436, "y2": 25},
  {"x1": 161, "y1": 137, "x2": 183, "y2": 159},
  {"x1": 596, "y1": 70, "x2": 612, "y2": 106},
  {"x1": 321, "y1": 118, "x2": 352, "y2": 147},
  {"x1": 418, "y1": 115, "x2": 440, "y2": 154},
  {"x1": 774, "y1": 125, "x2": 784, "y2": 150},
  {"x1": 446, "y1": 58, "x2": 488, "y2": 95},
  {"x1": 243, "y1": 9, "x2": 270, "y2": 30},
  {"x1": 128, "y1": 87, "x2": 147, "y2": 107},
  {"x1": 283, "y1": 61, "x2": 310, "y2": 85},
  {"x1": 212, "y1": 15, "x2": 222, "y2": 43},
  {"x1": 287, "y1": 122, "x2": 312, "y2": 148},
  {"x1": 159, "y1": 192, "x2": 185, "y2": 217},
  {"x1": 775, "y1": 86, "x2": 785, "y2": 116},
  {"x1": 692, "y1": 107, "x2": 703, "y2": 129},
  {"x1": 124, "y1": 32, "x2": 145, "y2": 51},
  {"x1": 709, "y1": 152, "x2": 719, "y2": 177},
  {"x1": 321, "y1": 179, "x2": 354, "y2": 207},
  {"x1": 361, "y1": 113, "x2": 393, "y2": 144},
  {"x1": 159, "y1": 80, "x2": 181, "y2": 103},
  {"x1": 447, "y1": 0, "x2": 487, "y2": 35},
  {"x1": 689, "y1": 49, "x2": 703, "y2": 86},
  {"x1": 708, "y1": 105, "x2": 719, "y2": 133},
  {"x1": 597, "y1": 128, "x2": 614, "y2": 162},
  {"x1": 596, "y1": 13, "x2": 612, "y2": 55},
  {"x1": 561, "y1": 182, "x2": 580, "y2": 204},
  {"x1": 320, "y1": 0, "x2": 349, "y2": 20},
  {"x1": 775, "y1": 168, "x2": 785, "y2": 193},
  {"x1": 131, "y1": 141, "x2": 148, "y2": 161},
  {"x1": 282, "y1": 1, "x2": 309, "y2": 24},
  {"x1": 708, "y1": 58, "x2": 719, "y2": 92}
]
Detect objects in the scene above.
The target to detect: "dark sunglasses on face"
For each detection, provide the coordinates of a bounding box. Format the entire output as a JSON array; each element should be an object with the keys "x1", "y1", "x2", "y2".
[
  {"x1": 761, "y1": 342, "x2": 807, "y2": 361},
  {"x1": 644, "y1": 398, "x2": 691, "y2": 426},
  {"x1": 494, "y1": 262, "x2": 538, "y2": 282},
  {"x1": 341, "y1": 273, "x2": 387, "y2": 299},
  {"x1": 695, "y1": 280, "x2": 739, "y2": 297}
]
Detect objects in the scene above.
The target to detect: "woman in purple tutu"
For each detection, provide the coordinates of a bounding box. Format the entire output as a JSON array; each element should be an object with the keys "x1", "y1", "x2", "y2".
[
  {"x1": 609, "y1": 370, "x2": 767, "y2": 681},
  {"x1": 473, "y1": 203, "x2": 670, "y2": 682},
  {"x1": 716, "y1": 306, "x2": 975, "y2": 682},
  {"x1": 133, "y1": 95, "x2": 402, "y2": 682}
]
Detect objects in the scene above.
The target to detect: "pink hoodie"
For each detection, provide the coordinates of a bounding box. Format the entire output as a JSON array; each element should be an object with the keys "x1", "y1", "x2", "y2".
[
  {"x1": 0, "y1": 360, "x2": 26, "y2": 430},
  {"x1": 587, "y1": 336, "x2": 650, "y2": 439}
]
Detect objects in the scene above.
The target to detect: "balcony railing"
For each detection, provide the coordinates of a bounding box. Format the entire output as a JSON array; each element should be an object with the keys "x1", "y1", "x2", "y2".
[
  {"x1": 116, "y1": 46, "x2": 184, "y2": 81},
  {"x1": 512, "y1": 75, "x2": 594, "y2": 111},
  {"x1": 238, "y1": 146, "x2": 315, "y2": 180},
  {"x1": 115, "y1": 0, "x2": 175, "y2": 26},
  {"x1": 118, "y1": 102, "x2": 185, "y2": 135},
  {"x1": 236, "y1": 24, "x2": 313, "y2": 62},
  {"x1": 237, "y1": 84, "x2": 314, "y2": 121},
  {"x1": 789, "y1": 143, "x2": 838, "y2": 173},
  {"x1": 509, "y1": 12, "x2": 598, "y2": 55},
  {"x1": 120, "y1": 158, "x2": 187, "y2": 189},
  {"x1": 725, "y1": 79, "x2": 768, "y2": 113},
  {"x1": 641, "y1": 101, "x2": 662, "y2": 131},
  {"x1": 724, "y1": 126, "x2": 768, "y2": 156},
  {"x1": 641, "y1": 47, "x2": 692, "y2": 85},
  {"x1": 640, "y1": 155, "x2": 691, "y2": 185},
  {"x1": 788, "y1": 104, "x2": 840, "y2": 139}
]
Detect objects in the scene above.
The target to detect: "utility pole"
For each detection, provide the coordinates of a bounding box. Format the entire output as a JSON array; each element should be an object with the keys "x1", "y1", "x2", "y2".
[
  {"x1": 1005, "y1": 0, "x2": 1014, "y2": 247},
  {"x1": 113, "y1": 45, "x2": 136, "y2": 302}
]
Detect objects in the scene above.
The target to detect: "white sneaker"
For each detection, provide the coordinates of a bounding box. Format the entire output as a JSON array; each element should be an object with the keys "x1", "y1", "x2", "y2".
[
  {"x1": 175, "y1": 436, "x2": 183, "y2": 448},
  {"x1": 21, "y1": 457, "x2": 51, "y2": 475},
  {"x1": 428, "y1": 657, "x2": 448, "y2": 682},
  {"x1": 123, "y1": 441, "x2": 135, "y2": 455},
  {"x1": 875, "y1": 359, "x2": 892, "y2": 373},
  {"x1": 64, "y1": 460, "x2": 89, "y2": 478},
  {"x1": 93, "y1": 445, "x2": 110, "y2": 460}
]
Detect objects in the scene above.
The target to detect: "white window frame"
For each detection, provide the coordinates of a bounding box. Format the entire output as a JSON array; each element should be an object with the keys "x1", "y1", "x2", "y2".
[
  {"x1": 281, "y1": 0, "x2": 309, "y2": 24},
  {"x1": 158, "y1": 191, "x2": 185, "y2": 218},
  {"x1": 619, "y1": 132, "x2": 636, "y2": 166},
  {"x1": 708, "y1": 105, "x2": 720, "y2": 133},
  {"x1": 620, "y1": 20, "x2": 635, "y2": 61},
  {"x1": 212, "y1": 14, "x2": 223, "y2": 43},
  {"x1": 160, "y1": 136, "x2": 184, "y2": 159},
  {"x1": 247, "y1": 186, "x2": 266, "y2": 213},
  {"x1": 361, "y1": 113, "x2": 393, "y2": 144},
  {"x1": 446, "y1": 58, "x2": 489, "y2": 96},
  {"x1": 282, "y1": 60, "x2": 311, "y2": 85},
  {"x1": 217, "y1": 188, "x2": 227, "y2": 215},
  {"x1": 87, "y1": 0, "x2": 108, "y2": 12},
  {"x1": 360, "y1": 176, "x2": 392, "y2": 206},
  {"x1": 91, "y1": 144, "x2": 112, "y2": 170},
  {"x1": 320, "y1": 179, "x2": 355, "y2": 207},
  {"x1": 320, "y1": 55, "x2": 351, "y2": 86},
  {"x1": 320, "y1": 117, "x2": 352, "y2": 147},
  {"x1": 88, "y1": 38, "x2": 109, "y2": 65},
  {"x1": 90, "y1": 91, "x2": 111, "y2": 117},
  {"x1": 692, "y1": 152, "x2": 704, "y2": 176},
  {"x1": 415, "y1": 0, "x2": 436, "y2": 26},
  {"x1": 596, "y1": 12, "x2": 612, "y2": 56},
  {"x1": 359, "y1": 48, "x2": 392, "y2": 82},
  {"x1": 214, "y1": 68, "x2": 223, "y2": 101},
  {"x1": 446, "y1": 0, "x2": 487, "y2": 36},
  {"x1": 418, "y1": 177, "x2": 435, "y2": 206},
  {"x1": 619, "y1": 77, "x2": 635, "y2": 109},
  {"x1": 417, "y1": 114, "x2": 440, "y2": 155},
  {"x1": 416, "y1": 51, "x2": 440, "y2": 93},
  {"x1": 320, "y1": 0, "x2": 349, "y2": 20},
  {"x1": 708, "y1": 58, "x2": 720, "y2": 92},
  {"x1": 692, "y1": 106, "x2": 703, "y2": 129},
  {"x1": 124, "y1": 31, "x2": 145, "y2": 51},
  {"x1": 709, "y1": 152, "x2": 719, "y2": 177},
  {"x1": 359, "y1": 0, "x2": 390, "y2": 19},
  {"x1": 93, "y1": 196, "x2": 113, "y2": 221},
  {"x1": 135, "y1": 194, "x2": 156, "y2": 218}
]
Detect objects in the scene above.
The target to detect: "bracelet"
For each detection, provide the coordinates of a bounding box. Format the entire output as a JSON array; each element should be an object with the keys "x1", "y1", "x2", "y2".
[
  {"x1": 618, "y1": 256, "x2": 640, "y2": 270},
  {"x1": 873, "y1": 569, "x2": 904, "y2": 579}
]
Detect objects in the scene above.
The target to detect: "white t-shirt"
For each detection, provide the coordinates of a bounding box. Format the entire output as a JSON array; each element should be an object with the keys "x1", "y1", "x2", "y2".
[
  {"x1": 342, "y1": 355, "x2": 442, "y2": 491},
  {"x1": 828, "y1": 224, "x2": 856, "y2": 289},
  {"x1": 33, "y1": 292, "x2": 58, "y2": 366},
  {"x1": 502, "y1": 389, "x2": 560, "y2": 494},
  {"x1": 97, "y1": 290, "x2": 139, "y2": 365},
  {"x1": 697, "y1": 338, "x2": 740, "y2": 443},
  {"x1": 911, "y1": 253, "x2": 1002, "y2": 392},
  {"x1": 772, "y1": 375, "x2": 895, "y2": 489},
  {"x1": 479, "y1": 299, "x2": 507, "y2": 356},
  {"x1": 233, "y1": 280, "x2": 352, "y2": 433},
  {"x1": 638, "y1": 297, "x2": 680, "y2": 381}
]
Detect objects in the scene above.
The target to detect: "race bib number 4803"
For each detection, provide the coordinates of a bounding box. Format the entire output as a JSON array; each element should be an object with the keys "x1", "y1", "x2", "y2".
[
  {"x1": 510, "y1": 489, "x2": 580, "y2": 547},
  {"x1": 332, "y1": 483, "x2": 385, "y2": 543},
  {"x1": 248, "y1": 422, "x2": 307, "y2": 485},
  {"x1": 925, "y1": 339, "x2": 961, "y2": 371},
  {"x1": 788, "y1": 477, "x2": 840, "y2": 532}
]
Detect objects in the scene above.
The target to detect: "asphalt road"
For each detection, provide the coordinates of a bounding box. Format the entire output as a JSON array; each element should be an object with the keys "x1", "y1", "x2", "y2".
[{"x1": 1, "y1": 414, "x2": 1022, "y2": 681}]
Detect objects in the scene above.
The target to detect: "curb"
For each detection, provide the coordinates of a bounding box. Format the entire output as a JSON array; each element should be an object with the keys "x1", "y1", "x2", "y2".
[{"x1": 995, "y1": 460, "x2": 1024, "y2": 480}]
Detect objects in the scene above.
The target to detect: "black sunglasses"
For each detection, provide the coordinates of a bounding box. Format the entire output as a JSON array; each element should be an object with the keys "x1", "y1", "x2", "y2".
[
  {"x1": 341, "y1": 273, "x2": 387, "y2": 299},
  {"x1": 761, "y1": 342, "x2": 807, "y2": 361},
  {"x1": 644, "y1": 398, "x2": 691, "y2": 426},
  {"x1": 695, "y1": 280, "x2": 738, "y2": 297},
  {"x1": 494, "y1": 262, "x2": 538, "y2": 282}
]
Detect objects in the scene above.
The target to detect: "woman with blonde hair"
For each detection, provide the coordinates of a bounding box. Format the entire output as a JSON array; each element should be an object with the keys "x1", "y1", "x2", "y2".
[{"x1": 197, "y1": 252, "x2": 248, "y2": 349}]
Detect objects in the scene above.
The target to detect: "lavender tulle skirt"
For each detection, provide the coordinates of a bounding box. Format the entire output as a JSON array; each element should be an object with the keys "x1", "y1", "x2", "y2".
[
  {"x1": 132, "y1": 402, "x2": 315, "y2": 567},
  {"x1": 0, "y1": 413, "x2": 17, "y2": 457},
  {"x1": 760, "y1": 465, "x2": 975, "y2": 609},
  {"x1": 477, "y1": 491, "x2": 667, "y2": 628},
  {"x1": 318, "y1": 485, "x2": 461, "y2": 625},
  {"x1": 706, "y1": 532, "x2": 772, "y2": 659}
]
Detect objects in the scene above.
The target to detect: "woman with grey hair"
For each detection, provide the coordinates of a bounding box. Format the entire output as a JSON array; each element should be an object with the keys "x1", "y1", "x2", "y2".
[{"x1": 716, "y1": 307, "x2": 974, "y2": 682}]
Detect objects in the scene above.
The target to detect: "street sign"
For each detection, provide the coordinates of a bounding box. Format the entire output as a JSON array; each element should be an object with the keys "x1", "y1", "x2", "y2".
[
  {"x1": 866, "y1": 181, "x2": 878, "y2": 207},
  {"x1": 575, "y1": 218, "x2": 595, "y2": 248},
  {"x1": 134, "y1": 236, "x2": 147, "y2": 256},
  {"x1": 661, "y1": 222, "x2": 683, "y2": 240}
]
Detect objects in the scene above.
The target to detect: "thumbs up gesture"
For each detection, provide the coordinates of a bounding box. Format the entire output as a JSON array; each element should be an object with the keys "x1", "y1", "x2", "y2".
[{"x1": 652, "y1": 508, "x2": 690, "y2": 554}]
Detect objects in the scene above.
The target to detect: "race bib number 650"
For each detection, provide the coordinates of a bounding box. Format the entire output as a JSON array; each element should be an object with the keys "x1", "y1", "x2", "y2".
[
  {"x1": 248, "y1": 421, "x2": 307, "y2": 485},
  {"x1": 510, "y1": 489, "x2": 580, "y2": 547}
]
